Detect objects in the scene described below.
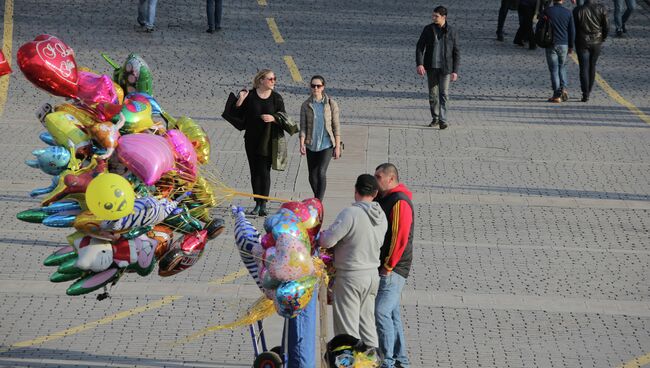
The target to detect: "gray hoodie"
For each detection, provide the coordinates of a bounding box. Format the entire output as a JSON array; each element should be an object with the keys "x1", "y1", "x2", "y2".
[{"x1": 319, "y1": 201, "x2": 388, "y2": 276}]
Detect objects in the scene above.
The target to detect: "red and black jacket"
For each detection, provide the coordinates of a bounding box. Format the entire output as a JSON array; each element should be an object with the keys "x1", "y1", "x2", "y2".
[{"x1": 376, "y1": 184, "x2": 414, "y2": 279}]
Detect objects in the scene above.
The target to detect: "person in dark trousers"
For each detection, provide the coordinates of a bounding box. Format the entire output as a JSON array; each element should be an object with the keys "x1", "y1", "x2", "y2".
[
  {"x1": 496, "y1": 0, "x2": 519, "y2": 41},
  {"x1": 299, "y1": 75, "x2": 341, "y2": 201},
  {"x1": 206, "y1": 0, "x2": 223, "y2": 33},
  {"x1": 374, "y1": 163, "x2": 415, "y2": 368},
  {"x1": 416, "y1": 5, "x2": 460, "y2": 130},
  {"x1": 539, "y1": 0, "x2": 575, "y2": 103},
  {"x1": 613, "y1": 0, "x2": 635, "y2": 37},
  {"x1": 573, "y1": 0, "x2": 608, "y2": 102},
  {"x1": 235, "y1": 69, "x2": 285, "y2": 216},
  {"x1": 514, "y1": 0, "x2": 539, "y2": 49}
]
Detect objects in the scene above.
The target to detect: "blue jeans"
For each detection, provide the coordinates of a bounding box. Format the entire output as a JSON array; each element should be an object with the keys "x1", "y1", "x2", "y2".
[
  {"x1": 375, "y1": 273, "x2": 409, "y2": 368},
  {"x1": 545, "y1": 45, "x2": 569, "y2": 97},
  {"x1": 614, "y1": 0, "x2": 635, "y2": 31},
  {"x1": 426, "y1": 69, "x2": 451, "y2": 123},
  {"x1": 137, "y1": 0, "x2": 157, "y2": 28},
  {"x1": 207, "y1": 0, "x2": 223, "y2": 30}
]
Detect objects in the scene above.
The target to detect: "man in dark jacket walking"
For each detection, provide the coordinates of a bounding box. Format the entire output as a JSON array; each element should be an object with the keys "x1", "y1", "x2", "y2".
[
  {"x1": 374, "y1": 163, "x2": 415, "y2": 368},
  {"x1": 573, "y1": 1, "x2": 608, "y2": 102},
  {"x1": 416, "y1": 5, "x2": 460, "y2": 130},
  {"x1": 539, "y1": 0, "x2": 575, "y2": 103}
]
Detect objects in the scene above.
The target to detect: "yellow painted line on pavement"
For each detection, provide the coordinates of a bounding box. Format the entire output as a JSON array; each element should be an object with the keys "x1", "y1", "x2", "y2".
[
  {"x1": 616, "y1": 353, "x2": 650, "y2": 368},
  {"x1": 258, "y1": 0, "x2": 267, "y2": 6},
  {"x1": 0, "y1": 268, "x2": 248, "y2": 353},
  {"x1": 266, "y1": 17, "x2": 284, "y2": 44},
  {"x1": 208, "y1": 267, "x2": 248, "y2": 285},
  {"x1": 570, "y1": 54, "x2": 650, "y2": 125},
  {"x1": 284, "y1": 55, "x2": 303, "y2": 82},
  {"x1": 0, "y1": 0, "x2": 15, "y2": 117},
  {"x1": 0, "y1": 295, "x2": 182, "y2": 353}
]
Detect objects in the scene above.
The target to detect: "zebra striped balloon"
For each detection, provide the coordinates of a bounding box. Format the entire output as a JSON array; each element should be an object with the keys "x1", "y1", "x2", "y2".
[
  {"x1": 102, "y1": 196, "x2": 178, "y2": 232},
  {"x1": 231, "y1": 206, "x2": 263, "y2": 290}
]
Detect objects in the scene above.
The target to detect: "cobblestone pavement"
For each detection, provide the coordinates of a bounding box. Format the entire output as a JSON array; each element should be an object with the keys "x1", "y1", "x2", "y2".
[{"x1": 0, "y1": 0, "x2": 649, "y2": 367}]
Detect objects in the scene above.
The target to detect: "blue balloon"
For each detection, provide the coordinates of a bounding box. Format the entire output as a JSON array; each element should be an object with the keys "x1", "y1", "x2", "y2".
[
  {"x1": 30, "y1": 176, "x2": 59, "y2": 197},
  {"x1": 39, "y1": 132, "x2": 57, "y2": 146},
  {"x1": 42, "y1": 210, "x2": 80, "y2": 227},
  {"x1": 42, "y1": 201, "x2": 82, "y2": 214},
  {"x1": 25, "y1": 146, "x2": 71, "y2": 175}
]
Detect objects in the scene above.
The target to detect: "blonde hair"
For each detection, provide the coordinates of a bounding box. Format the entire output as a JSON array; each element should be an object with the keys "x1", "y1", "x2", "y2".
[{"x1": 253, "y1": 69, "x2": 274, "y2": 89}]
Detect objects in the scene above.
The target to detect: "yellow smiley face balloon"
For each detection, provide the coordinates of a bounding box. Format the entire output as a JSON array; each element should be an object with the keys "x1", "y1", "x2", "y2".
[{"x1": 85, "y1": 173, "x2": 135, "y2": 220}]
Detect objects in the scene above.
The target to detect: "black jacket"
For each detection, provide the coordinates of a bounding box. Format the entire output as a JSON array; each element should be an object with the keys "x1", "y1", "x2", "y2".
[
  {"x1": 573, "y1": 1, "x2": 609, "y2": 49},
  {"x1": 416, "y1": 22, "x2": 460, "y2": 75}
]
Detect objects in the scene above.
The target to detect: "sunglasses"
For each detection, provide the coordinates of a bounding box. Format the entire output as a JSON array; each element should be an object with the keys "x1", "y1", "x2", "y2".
[
  {"x1": 265, "y1": 77, "x2": 276, "y2": 82},
  {"x1": 310, "y1": 84, "x2": 323, "y2": 89}
]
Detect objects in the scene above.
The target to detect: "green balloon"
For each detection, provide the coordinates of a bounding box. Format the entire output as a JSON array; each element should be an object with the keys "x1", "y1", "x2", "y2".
[
  {"x1": 50, "y1": 271, "x2": 83, "y2": 283},
  {"x1": 57, "y1": 258, "x2": 81, "y2": 274},
  {"x1": 44, "y1": 248, "x2": 77, "y2": 267},
  {"x1": 66, "y1": 269, "x2": 119, "y2": 296},
  {"x1": 17, "y1": 209, "x2": 48, "y2": 223}
]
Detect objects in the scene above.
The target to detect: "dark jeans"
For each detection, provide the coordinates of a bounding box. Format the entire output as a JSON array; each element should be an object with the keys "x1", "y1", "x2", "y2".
[
  {"x1": 206, "y1": 0, "x2": 223, "y2": 30},
  {"x1": 614, "y1": 0, "x2": 636, "y2": 31},
  {"x1": 244, "y1": 139, "x2": 271, "y2": 205},
  {"x1": 426, "y1": 69, "x2": 451, "y2": 123},
  {"x1": 576, "y1": 44, "x2": 602, "y2": 96},
  {"x1": 514, "y1": 3, "x2": 536, "y2": 46},
  {"x1": 306, "y1": 147, "x2": 333, "y2": 201},
  {"x1": 496, "y1": 0, "x2": 510, "y2": 35}
]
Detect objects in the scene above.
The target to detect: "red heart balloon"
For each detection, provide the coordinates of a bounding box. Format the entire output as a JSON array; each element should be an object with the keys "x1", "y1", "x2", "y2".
[
  {"x1": 0, "y1": 50, "x2": 10, "y2": 76},
  {"x1": 17, "y1": 34, "x2": 78, "y2": 98}
]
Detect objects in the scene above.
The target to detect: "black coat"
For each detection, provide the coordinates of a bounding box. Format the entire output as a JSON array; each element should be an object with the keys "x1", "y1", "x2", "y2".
[
  {"x1": 573, "y1": 1, "x2": 609, "y2": 49},
  {"x1": 416, "y1": 22, "x2": 460, "y2": 75}
]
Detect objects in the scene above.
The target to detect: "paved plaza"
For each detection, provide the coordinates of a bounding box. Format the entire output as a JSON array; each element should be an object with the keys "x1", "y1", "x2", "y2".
[{"x1": 0, "y1": 0, "x2": 649, "y2": 367}]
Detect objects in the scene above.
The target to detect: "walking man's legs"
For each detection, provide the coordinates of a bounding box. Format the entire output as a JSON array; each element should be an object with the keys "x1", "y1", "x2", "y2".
[
  {"x1": 622, "y1": 0, "x2": 636, "y2": 29},
  {"x1": 587, "y1": 44, "x2": 602, "y2": 94},
  {"x1": 576, "y1": 47, "x2": 590, "y2": 99},
  {"x1": 557, "y1": 45, "x2": 569, "y2": 97},
  {"x1": 496, "y1": 0, "x2": 509, "y2": 40},
  {"x1": 376, "y1": 273, "x2": 409, "y2": 368},
  {"x1": 427, "y1": 69, "x2": 441, "y2": 123},
  {"x1": 438, "y1": 73, "x2": 451, "y2": 124},
  {"x1": 545, "y1": 47, "x2": 560, "y2": 98},
  {"x1": 614, "y1": 0, "x2": 624, "y2": 33}
]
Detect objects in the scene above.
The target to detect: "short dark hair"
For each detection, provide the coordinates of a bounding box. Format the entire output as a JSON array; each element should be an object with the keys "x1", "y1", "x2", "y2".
[
  {"x1": 355, "y1": 174, "x2": 379, "y2": 196},
  {"x1": 311, "y1": 75, "x2": 326, "y2": 86},
  {"x1": 433, "y1": 6, "x2": 447, "y2": 17},
  {"x1": 375, "y1": 162, "x2": 399, "y2": 182}
]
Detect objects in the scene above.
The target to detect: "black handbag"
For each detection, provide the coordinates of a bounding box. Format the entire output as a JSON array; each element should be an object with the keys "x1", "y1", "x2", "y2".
[
  {"x1": 221, "y1": 92, "x2": 246, "y2": 131},
  {"x1": 535, "y1": 14, "x2": 554, "y2": 48}
]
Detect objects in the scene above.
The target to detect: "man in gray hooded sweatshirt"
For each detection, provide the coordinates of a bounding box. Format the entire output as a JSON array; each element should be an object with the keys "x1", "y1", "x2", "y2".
[{"x1": 319, "y1": 174, "x2": 388, "y2": 348}]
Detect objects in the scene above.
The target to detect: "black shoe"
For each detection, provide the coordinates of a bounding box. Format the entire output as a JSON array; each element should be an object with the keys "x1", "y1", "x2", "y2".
[
  {"x1": 248, "y1": 204, "x2": 261, "y2": 216},
  {"x1": 622, "y1": 24, "x2": 627, "y2": 33},
  {"x1": 615, "y1": 30, "x2": 624, "y2": 37},
  {"x1": 581, "y1": 94, "x2": 589, "y2": 102},
  {"x1": 439, "y1": 122, "x2": 448, "y2": 130},
  {"x1": 144, "y1": 26, "x2": 155, "y2": 33},
  {"x1": 206, "y1": 28, "x2": 215, "y2": 33},
  {"x1": 514, "y1": 40, "x2": 524, "y2": 46},
  {"x1": 428, "y1": 119, "x2": 439, "y2": 127},
  {"x1": 258, "y1": 204, "x2": 268, "y2": 217},
  {"x1": 497, "y1": 33, "x2": 504, "y2": 42}
]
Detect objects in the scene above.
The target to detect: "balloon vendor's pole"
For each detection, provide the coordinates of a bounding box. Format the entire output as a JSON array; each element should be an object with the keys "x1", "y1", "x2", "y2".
[{"x1": 318, "y1": 278, "x2": 329, "y2": 368}]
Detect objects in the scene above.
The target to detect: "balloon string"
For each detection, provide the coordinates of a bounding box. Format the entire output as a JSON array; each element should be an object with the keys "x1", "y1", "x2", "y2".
[{"x1": 227, "y1": 191, "x2": 291, "y2": 203}]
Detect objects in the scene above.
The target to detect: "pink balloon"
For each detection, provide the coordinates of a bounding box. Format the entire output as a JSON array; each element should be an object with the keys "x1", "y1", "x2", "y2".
[
  {"x1": 269, "y1": 234, "x2": 313, "y2": 282},
  {"x1": 117, "y1": 133, "x2": 175, "y2": 185},
  {"x1": 166, "y1": 129, "x2": 198, "y2": 182},
  {"x1": 76, "y1": 71, "x2": 118, "y2": 104}
]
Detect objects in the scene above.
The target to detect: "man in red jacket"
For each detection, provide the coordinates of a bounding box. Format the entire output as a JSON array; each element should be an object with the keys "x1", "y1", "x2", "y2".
[{"x1": 374, "y1": 163, "x2": 414, "y2": 368}]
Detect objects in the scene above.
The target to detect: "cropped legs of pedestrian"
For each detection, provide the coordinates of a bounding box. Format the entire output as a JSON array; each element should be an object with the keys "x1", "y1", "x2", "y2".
[
  {"x1": 514, "y1": 2, "x2": 537, "y2": 49},
  {"x1": 137, "y1": 0, "x2": 157, "y2": 32},
  {"x1": 426, "y1": 69, "x2": 451, "y2": 128},
  {"x1": 206, "y1": 0, "x2": 223, "y2": 33},
  {"x1": 613, "y1": 0, "x2": 635, "y2": 36},
  {"x1": 545, "y1": 45, "x2": 569, "y2": 102},
  {"x1": 306, "y1": 148, "x2": 333, "y2": 201},
  {"x1": 576, "y1": 44, "x2": 601, "y2": 102},
  {"x1": 244, "y1": 139, "x2": 271, "y2": 216},
  {"x1": 496, "y1": 0, "x2": 510, "y2": 41}
]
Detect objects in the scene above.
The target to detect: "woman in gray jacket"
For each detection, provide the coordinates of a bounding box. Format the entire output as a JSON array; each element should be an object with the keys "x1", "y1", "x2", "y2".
[{"x1": 299, "y1": 75, "x2": 342, "y2": 201}]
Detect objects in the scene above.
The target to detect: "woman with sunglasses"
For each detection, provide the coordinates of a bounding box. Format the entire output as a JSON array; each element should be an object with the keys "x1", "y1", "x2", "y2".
[
  {"x1": 236, "y1": 69, "x2": 285, "y2": 216},
  {"x1": 299, "y1": 75, "x2": 341, "y2": 201}
]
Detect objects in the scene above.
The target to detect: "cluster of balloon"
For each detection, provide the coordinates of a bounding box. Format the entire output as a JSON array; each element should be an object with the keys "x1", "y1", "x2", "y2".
[
  {"x1": 231, "y1": 198, "x2": 325, "y2": 318},
  {"x1": 15, "y1": 34, "x2": 224, "y2": 298}
]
